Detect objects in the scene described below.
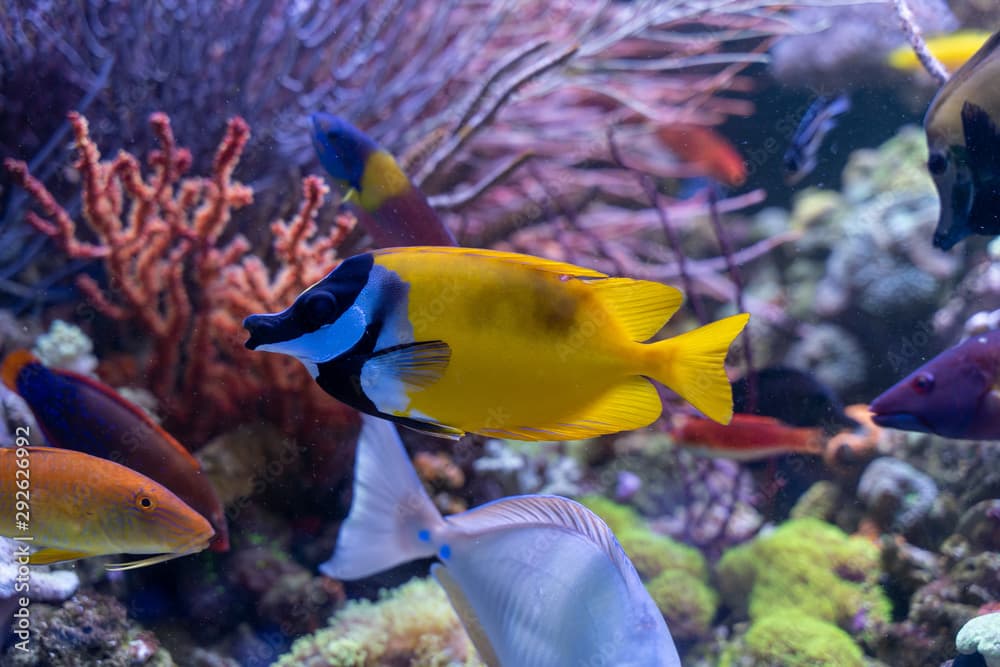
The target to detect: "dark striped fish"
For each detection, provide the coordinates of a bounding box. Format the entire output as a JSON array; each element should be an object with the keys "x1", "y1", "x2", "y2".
[{"x1": 783, "y1": 94, "x2": 851, "y2": 186}]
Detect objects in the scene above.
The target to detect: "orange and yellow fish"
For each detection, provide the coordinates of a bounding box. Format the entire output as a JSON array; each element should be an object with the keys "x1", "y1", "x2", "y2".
[{"x1": 0, "y1": 446, "x2": 214, "y2": 570}]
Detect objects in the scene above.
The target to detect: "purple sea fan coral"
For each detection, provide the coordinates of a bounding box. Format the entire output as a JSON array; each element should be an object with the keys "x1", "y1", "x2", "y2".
[{"x1": 4, "y1": 0, "x2": 802, "y2": 312}]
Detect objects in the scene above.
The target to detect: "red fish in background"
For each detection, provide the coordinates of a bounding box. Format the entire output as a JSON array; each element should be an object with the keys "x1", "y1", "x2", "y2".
[
  {"x1": 1, "y1": 350, "x2": 229, "y2": 551},
  {"x1": 670, "y1": 412, "x2": 825, "y2": 462},
  {"x1": 672, "y1": 367, "x2": 867, "y2": 463},
  {"x1": 656, "y1": 125, "x2": 747, "y2": 188}
]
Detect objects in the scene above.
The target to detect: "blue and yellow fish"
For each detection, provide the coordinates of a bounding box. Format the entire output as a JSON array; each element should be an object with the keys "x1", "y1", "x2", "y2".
[
  {"x1": 323, "y1": 414, "x2": 681, "y2": 666},
  {"x1": 243, "y1": 246, "x2": 749, "y2": 441},
  {"x1": 783, "y1": 94, "x2": 850, "y2": 186},
  {"x1": 311, "y1": 113, "x2": 456, "y2": 247}
]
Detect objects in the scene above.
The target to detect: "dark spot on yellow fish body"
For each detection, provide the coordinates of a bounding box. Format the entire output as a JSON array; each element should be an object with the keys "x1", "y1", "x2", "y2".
[{"x1": 532, "y1": 277, "x2": 581, "y2": 335}]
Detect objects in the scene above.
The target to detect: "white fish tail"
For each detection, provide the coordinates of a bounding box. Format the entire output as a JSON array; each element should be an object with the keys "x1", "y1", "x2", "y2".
[{"x1": 320, "y1": 414, "x2": 443, "y2": 580}]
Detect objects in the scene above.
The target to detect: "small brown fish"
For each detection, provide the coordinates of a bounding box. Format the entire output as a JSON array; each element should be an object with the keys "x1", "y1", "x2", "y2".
[{"x1": 0, "y1": 446, "x2": 214, "y2": 569}]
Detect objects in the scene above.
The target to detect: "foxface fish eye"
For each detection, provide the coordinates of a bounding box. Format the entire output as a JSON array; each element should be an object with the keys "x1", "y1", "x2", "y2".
[{"x1": 300, "y1": 291, "x2": 339, "y2": 328}]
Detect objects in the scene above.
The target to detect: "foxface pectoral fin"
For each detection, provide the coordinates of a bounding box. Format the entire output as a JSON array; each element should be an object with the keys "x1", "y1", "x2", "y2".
[
  {"x1": 362, "y1": 341, "x2": 451, "y2": 391},
  {"x1": 360, "y1": 340, "x2": 452, "y2": 418},
  {"x1": 962, "y1": 102, "x2": 1000, "y2": 235}
]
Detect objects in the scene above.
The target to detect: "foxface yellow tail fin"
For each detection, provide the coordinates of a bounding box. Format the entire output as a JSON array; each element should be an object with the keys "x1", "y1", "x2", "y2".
[{"x1": 647, "y1": 313, "x2": 750, "y2": 424}]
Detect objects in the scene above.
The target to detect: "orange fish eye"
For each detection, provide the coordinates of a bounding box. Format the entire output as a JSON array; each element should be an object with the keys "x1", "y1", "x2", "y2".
[{"x1": 134, "y1": 492, "x2": 157, "y2": 512}]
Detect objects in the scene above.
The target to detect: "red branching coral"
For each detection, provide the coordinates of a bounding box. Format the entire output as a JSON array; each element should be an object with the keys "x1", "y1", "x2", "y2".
[{"x1": 4, "y1": 112, "x2": 355, "y2": 446}]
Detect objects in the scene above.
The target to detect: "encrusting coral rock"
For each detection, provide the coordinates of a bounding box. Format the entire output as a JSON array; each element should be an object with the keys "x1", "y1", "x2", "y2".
[
  {"x1": 716, "y1": 518, "x2": 890, "y2": 640},
  {"x1": 877, "y1": 550, "x2": 1000, "y2": 666},
  {"x1": 719, "y1": 611, "x2": 864, "y2": 667},
  {"x1": 858, "y1": 457, "x2": 938, "y2": 533},
  {"x1": 0, "y1": 537, "x2": 78, "y2": 603},
  {"x1": 273, "y1": 577, "x2": 483, "y2": 667},
  {"x1": 32, "y1": 319, "x2": 97, "y2": 375},
  {"x1": 766, "y1": 126, "x2": 960, "y2": 397},
  {"x1": 956, "y1": 612, "x2": 1000, "y2": 667},
  {"x1": 0, "y1": 592, "x2": 173, "y2": 667}
]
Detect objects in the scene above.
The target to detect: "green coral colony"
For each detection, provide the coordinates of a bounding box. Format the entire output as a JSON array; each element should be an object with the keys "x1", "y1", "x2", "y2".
[{"x1": 1, "y1": 2, "x2": 999, "y2": 667}]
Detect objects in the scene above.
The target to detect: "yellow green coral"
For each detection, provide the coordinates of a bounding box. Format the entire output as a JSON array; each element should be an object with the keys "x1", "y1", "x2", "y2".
[
  {"x1": 578, "y1": 494, "x2": 644, "y2": 534},
  {"x1": 645, "y1": 569, "x2": 719, "y2": 641},
  {"x1": 617, "y1": 529, "x2": 708, "y2": 582},
  {"x1": 274, "y1": 577, "x2": 483, "y2": 667},
  {"x1": 720, "y1": 611, "x2": 864, "y2": 667},
  {"x1": 716, "y1": 518, "x2": 889, "y2": 640}
]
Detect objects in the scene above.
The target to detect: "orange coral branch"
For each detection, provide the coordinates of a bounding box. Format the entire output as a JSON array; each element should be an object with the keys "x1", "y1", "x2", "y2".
[
  {"x1": 3, "y1": 158, "x2": 108, "y2": 259},
  {"x1": 6, "y1": 111, "x2": 354, "y2": 446}
]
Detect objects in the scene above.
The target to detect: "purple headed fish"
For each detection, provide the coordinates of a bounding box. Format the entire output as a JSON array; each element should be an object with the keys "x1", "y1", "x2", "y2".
[
  {"x1": 870, "y1": 330, "x2": 1000, "y2": 440},
  {"x1": 311, "y1": 113, "x2": 456, "y2": 247},
  {"x1": 1, "y1": 350, "x2": 229, "y2": 550},
  {"x1": 323, "y1": 415, "x2": 681, "y2": 667}
]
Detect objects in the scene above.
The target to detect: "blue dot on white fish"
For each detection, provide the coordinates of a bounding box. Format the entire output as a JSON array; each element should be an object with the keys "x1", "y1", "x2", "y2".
[
  {"x1": 418, "y1": 529, "x2": 430, "y2": 542},
  {"x1": 439, "y1": 544, "x2": 451, "y2": 560}
]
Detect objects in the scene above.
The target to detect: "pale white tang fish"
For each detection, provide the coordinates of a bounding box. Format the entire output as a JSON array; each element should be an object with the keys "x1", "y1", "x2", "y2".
[{"x1": 322, "y1": 415, "x2": 681, "y2": 667}]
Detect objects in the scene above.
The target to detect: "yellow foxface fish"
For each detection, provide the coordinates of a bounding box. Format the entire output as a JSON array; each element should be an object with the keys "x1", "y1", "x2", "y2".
[
  {"x1": 243, "y1": 246, "x2": 749, "y2": 441},
  {"x1": 888, "y1": 31, "x2": 992, "y2": 73},
  {"x1": 0, "y1": 447, "x2": 215, "y2": 570},
  {"x1": 923, "y1": 30, "x2": 1000, "y2": 249},
  {"x1": 323, "y1": 415, "x2": 681, "y2": 667}
]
